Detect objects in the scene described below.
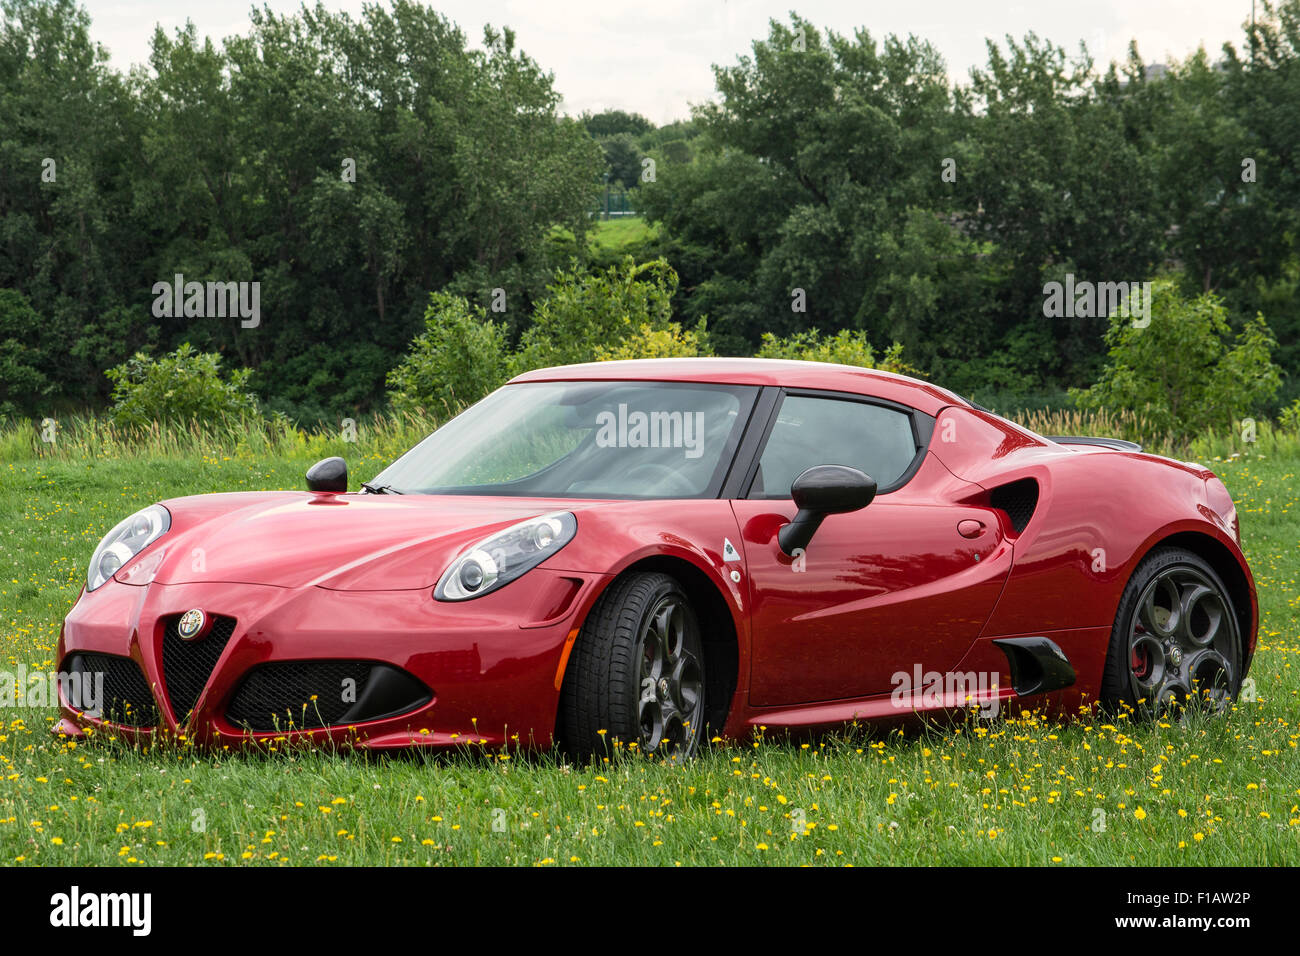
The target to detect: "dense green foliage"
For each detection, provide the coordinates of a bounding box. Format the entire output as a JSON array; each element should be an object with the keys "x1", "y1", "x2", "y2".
[
  {"x1": 105, "y1": 344, "x2": 260, "y2": 428},
  {"x1": 756, "y1": 329, "x2": 913, "y2": 375},
  {"x1": 594, "y1": 320, "x2": 711, "y2": 361},
  {"x1": 3, "y1": 0, "x2": 1300, "y2": 430},
  {"x1": 0, "y1": 289, "x2": 51, "y2": 416},
  {"x1": 385, "y1": 258, "x2": 931, "y2": 413},
  {"x1": 385, "y1": 294, "x2": 510, "y2": 416},
  {"x1": 0, "y1": 0, "x2": 600, "y2": 421},
  {"x1": 1073, "y1": 283, "x2": 1282, "y2": 450},
  {"x1": 638, "y1": 8, "x2": 1300, "y2": 404},
  {"x1": 390, "y1": 259, "x2": 720, "y2": 410},
  {"x1": 510, "y1": 257, "x2": 680, "y2": 372}
]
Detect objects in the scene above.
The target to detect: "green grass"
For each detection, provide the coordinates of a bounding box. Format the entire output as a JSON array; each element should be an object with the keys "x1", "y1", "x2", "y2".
[
  {"x1": 591, "y1": 216, "x2": 657, "y2": 250},
  {"x1": 547, "y1": 216, "x2": 656, "y2": 254},
  {"x1": 0, "y1": 447, "x2": 1297, "y2": 866}
]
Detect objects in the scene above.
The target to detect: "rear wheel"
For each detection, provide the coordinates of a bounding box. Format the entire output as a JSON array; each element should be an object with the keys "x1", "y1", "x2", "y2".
[
  {"x1": 559, "y1": 572, "x2": 706, "y2": 760},
  {"x1": 1101, "y1": 547, "x2": 1241, "y2": 717}
]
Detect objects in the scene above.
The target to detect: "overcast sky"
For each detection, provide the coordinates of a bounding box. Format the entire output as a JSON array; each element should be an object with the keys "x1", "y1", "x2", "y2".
[{"x1": 83, "y1": 1, "x2": 1254, "y2": 123}]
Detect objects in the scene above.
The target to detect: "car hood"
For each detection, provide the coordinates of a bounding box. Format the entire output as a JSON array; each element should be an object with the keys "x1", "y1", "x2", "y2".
[{"x1": 142, "y1": 491, "x2": 600, "y2": 591}]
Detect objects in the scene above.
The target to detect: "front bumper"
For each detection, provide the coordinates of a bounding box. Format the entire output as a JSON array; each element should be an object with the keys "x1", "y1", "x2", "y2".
[{"x1": 54, "y1": 570, "x2": 599, "y2": 750}]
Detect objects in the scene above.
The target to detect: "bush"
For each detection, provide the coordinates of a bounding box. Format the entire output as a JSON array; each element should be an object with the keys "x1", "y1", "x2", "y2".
[
  {"x1": 1071, "y1": 281, "x2": 1281, "y2": 452},
  {"x1": 386, "y1": 293, "x2": 510, "y2": 414},
  {"x1": 756, "y1": 328, "x2": 915, "y2": 374},
  {"x1": 511, "y1": 257, "x2": 680, "y2": 373},
  {"x1": 105, "y1": 344, "x2": 259, "y2": 428},
  {"x1": 595, "y1": 319, "x2": 712, "y2": 360},
  {"x1": 1279, "y1": 398, "x2": 1300, "y2": 433}
]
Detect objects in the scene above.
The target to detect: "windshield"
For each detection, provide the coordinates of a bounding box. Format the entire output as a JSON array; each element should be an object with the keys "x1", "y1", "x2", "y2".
[{"x1": 372, "y1": 381, "x2": 758, "y2": 498}]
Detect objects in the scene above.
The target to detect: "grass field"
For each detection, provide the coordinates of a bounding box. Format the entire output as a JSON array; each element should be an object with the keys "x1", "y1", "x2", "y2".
[
  {"x1": 0, "y1": 446, "x2": 1297, "y2": 866},
  {"x1": 591, "y1": 216, "x2": 657, "y2": 250}
]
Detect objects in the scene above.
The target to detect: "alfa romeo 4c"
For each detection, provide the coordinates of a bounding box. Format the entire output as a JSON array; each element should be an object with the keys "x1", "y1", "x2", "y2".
[{"x1": 56, "y1": 359, "x2": 1255, "y2": 757}]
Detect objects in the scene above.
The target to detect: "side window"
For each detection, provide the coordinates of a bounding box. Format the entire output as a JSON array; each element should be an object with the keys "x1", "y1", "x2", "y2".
[{"x1": 750, "y1": 395, "x2": 920, "y2": 498}]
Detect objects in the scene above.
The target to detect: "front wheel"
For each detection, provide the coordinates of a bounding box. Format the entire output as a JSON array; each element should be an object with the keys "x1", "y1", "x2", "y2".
[
  {"x1": 559, "y1": 572, "x2": 706, "y2": 760},
  {"x1": 1101, "y1": 547, "x2": 1242, "y2": 718}
]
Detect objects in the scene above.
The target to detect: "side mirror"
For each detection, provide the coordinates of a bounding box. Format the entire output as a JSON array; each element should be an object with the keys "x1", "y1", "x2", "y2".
[
  {"x1": 778, "y1": 464, "x2": 876, "y2": 555},
  {"x1": 306, "y1": 456, "x2": 348, "y2": 493}
]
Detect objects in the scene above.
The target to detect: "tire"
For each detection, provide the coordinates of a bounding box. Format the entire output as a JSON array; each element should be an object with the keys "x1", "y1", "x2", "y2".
[
  {"x1": 1101, "y1": 546, "x2": 1242, "y2": 718},
  {"x1": 559, "y1": 572, "x2": 706, "y2": 760}
]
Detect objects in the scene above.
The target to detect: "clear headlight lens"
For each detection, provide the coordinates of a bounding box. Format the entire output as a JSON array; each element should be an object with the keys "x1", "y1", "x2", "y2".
[
  {"x1": 1204, "y1": 476, "x2": 1241, "y2": 545},
  {"x1": 435, "y1": 512, "x2": 576, "y2": 601},
  {"x1": 86, "y1": 505, "x2": 171, "y2": 592}
]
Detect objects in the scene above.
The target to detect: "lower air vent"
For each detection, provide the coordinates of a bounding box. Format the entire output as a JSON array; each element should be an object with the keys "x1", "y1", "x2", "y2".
[
  {"x1": 990, "y1": 478, "x2": 1039, "y2": 534},
  {"x1": 162, "y1": 613, "x2": 236, "y2": 721},
  {"x1": 62, "y1": 652, "x2": 158, "y2": 726},
  {"x1": 225, "y1": 661, "x2": 431, "y2": 732}
]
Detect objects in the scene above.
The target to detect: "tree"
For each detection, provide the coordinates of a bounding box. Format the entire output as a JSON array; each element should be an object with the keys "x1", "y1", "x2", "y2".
[
  {"x1": 386, "y1": 293, "x2": 509, "y2": 414},
  {"x1": 0, "y1": 0, "x2": 144, "y2": 404},
  {"x1": 961, "y1": 35, "x2": 1167, "y2": 384},
  {"x1": 1, "y1": 0, "x2": 604, "y2": 420},
  {"x1": 1071, "y1": 281, "x2": 1281, "y2": 450},
  {"x1": 582, "y1": 108, "x2": 654, "y2": 138},
  {"x1": 639, "y1": 16, "x2": 979, "y2": 359},
  {"x1": 597, "y1": 133, "x2": 645, "y2": 190},
  {"x1": 0, "y1": 290, "x2": 54, "y2": 416}
]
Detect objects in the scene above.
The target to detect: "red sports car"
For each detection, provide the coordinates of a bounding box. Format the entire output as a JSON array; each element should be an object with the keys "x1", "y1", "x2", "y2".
[{"x1": 55, "y1": 358, "x2": 1256, "y2": 756}]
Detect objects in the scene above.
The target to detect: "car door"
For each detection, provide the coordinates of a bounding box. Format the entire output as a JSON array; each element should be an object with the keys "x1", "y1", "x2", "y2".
[{"x1": 731, "y1": 390, "x2": 1012, "y2": 706}]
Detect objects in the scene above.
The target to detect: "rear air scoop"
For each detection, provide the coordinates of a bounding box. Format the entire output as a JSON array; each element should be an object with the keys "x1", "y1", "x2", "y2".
[{"x1": 1046, "y1": 436, "x2": 1143, "y2": 452}]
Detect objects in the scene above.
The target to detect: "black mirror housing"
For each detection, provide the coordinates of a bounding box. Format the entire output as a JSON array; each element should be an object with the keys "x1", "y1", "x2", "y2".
[
  {"x1": 306, "y1": 456, "x2": 348, "y2": 493},
  {"x1": 790, "y1": 464, "x2": 877, "y2": 515},
  {"x1": 779, "y1": 464, "x2": 876, "y2": 555}
]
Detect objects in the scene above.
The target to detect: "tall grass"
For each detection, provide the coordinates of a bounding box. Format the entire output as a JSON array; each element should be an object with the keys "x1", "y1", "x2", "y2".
[
  {"x1": 1012, "y1": 407, "x2": 1300, "y2": 461},
  {"x1": 0, "y1": 410, "x2": 445, "y2": 464},
  {"x1": 1013, "y1": 407, "x2": 1162, "y2": 448},
  {"x1": 4, "y1": 404, "x2": 1298, "y2": 469}
]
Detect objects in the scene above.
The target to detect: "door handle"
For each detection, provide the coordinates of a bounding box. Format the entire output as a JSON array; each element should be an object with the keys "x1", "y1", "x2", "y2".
[{"x1": 957, "y1": 519, "x2": 985, "y2": 539}]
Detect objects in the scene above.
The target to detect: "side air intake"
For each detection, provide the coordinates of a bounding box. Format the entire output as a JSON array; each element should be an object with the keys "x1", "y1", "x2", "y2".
[{"x1": 989, "y1": 478, "x2": 1039, "y2": 534}]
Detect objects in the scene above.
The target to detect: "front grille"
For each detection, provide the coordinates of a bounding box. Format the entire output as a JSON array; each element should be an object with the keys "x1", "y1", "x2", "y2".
[
  {"x1": 162, "y1": 614, "x2": 236, "y2": 721},
  {"x1": 990, "y1": 478, "x2": 1039, "y2": 534},
  {"x1": 226, "y1": 661, "x2": 374, "y2": 731},
  {"x1": 62, "y1": 652, "x2": 158, "y2": 726}
]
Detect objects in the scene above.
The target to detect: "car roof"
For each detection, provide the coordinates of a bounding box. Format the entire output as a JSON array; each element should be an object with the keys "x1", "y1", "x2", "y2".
[{"x1": 509, "y1": 357, "x2": 969, "y2": 417}]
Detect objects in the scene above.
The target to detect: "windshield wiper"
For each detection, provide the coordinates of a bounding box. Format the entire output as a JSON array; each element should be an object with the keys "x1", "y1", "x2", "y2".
[{"x1": 360, "y1": 482, "x2": 404, "y2": 495}]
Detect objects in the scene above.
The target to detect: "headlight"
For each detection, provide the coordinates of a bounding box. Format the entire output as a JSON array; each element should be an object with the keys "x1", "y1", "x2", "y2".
[
  {"x1": 1205, "y1": 476, "x2": 1240, "y2": 545},
  {"x1": 435, "y1": 512, "x2": 576, "y2": 601},
  {"x1": 86, "y1": 505, "x2": 171, "y2": 592}
]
